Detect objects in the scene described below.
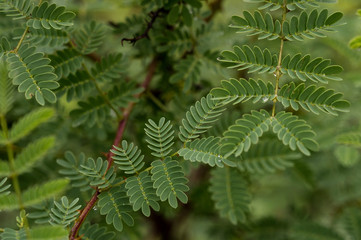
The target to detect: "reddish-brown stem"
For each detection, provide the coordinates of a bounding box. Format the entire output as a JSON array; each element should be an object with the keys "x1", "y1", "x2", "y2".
[
  {"x1": 69, "y1": 58, "x2": 157, "y2": 239},
  {"x1": 69, "y1": 189, "x2": 99, "y2": 239}
]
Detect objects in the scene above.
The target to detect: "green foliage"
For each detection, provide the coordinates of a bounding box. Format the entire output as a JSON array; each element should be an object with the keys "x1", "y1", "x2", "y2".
[
  {"x1": 57, "y1": 151, "x2": 91, "y2": 191},
  {"x1": 244, "y1": 0, "x2": 337, "y2": 11},
  {"x1": 337, "y1": 132, "x2": 361, "y2": 147},
  {"x1": 0, "y1": 228, "x2": 27, "y2": 240},
  {"x1": 178, "y1": 136, "x2": 236, "y2": 167},
  {"x1": 0, "y1": 62, "x2": 14, "y2": 115},
  {"x1": 209, "y1": 167, "x2": 251, "y2": 224},
  {"x1": 26, "y1": 2, "x2": 75, "y2": 30},
  {"x1": 6, "y1": 44, "x2": 59, "y2": 105},
  {"x1": 151, "y1": 157, "x2": 189, "y2": 208},
  {"x1": 289, "y1": 222, "x2": 343, "y2": 240},
  {"x1": 0, "y1": 179, "x2": 69, "y2": 210},
  {"x1": 79, "y1": 222, "x2": 116, "y2": 240},
  {"x1": 334, "y1": 145, "x2": 360, "y2": 167},
  {"x1": 73, "y1": 21, "x2": 106, "y2": 55},
  {"x1": 0, "y1": 136, "x2": 55, "y2": 177},
  {"x1": 125, "y1": 171, "x2": 160, "y2": 217},
  {"x1": 145, "y1": 117, "x2": 175, "y2": 159},
  {"x1": 220, "y1": 46, "x2": 343, "y2": 83},
  {"x1": 0, "y1": 0, "x2": 33, "y2": 20},
  {"x1": 28, "y1": 28, "x2": 69, "y2": 48},
  {"x1": 0, "y1": 177, "x2": 10, "y2": 196},
  {"x1": 340, "y1": 208, "x2": 361, "y2": 240},
  {"x1": 79, "y1": 157, "x2": 116, "y2": 189},
  {"x1": 170, "y1": 55, "x2": 201, "y2": 92},
  {"x1": 71, "y1": 82, "x2": 142, "y2": 127},
  {"x1": 179, "y1": 94, "x2": 226, "y2": 142},
  {"x1": 49, "y1": 48, "x2": 83, "y2": 80},
  {"x1": 112, "y1": 140, "x2": 145, "y2": 175},
  {"x1": 28, "y1": 226, "x2": 68, "y2": 240},
  {"x1": 277, "y1": 82, "x2": 349, "y2": 115},
  {"x1": 91, "y1": 54, "x2": 125, "y2": 82},
  {"x1": 220, "y1": 110, "x2": 271, "y2": 157},
  {"x1": 272, "y1": 111, "x2": 318, "y2": 156},
  {"x1": 98, "y1": 187, "x2": 134, "y2": 232},
  {"x1": 7, "y1": 107, "x2": 54, "y2": 143},
  {"x1": 56, "y1": 70, "x2": 93, "y2": 101},
  {"x1": 231, "y1": 9, "x2": 342, "y2": 41},
  {"x1": 350, "y1": 9, "x2": 361, "y2": 49},
  {"x1": 211, "y1": 78, "x2": 275, "y2": 104},
  {"x1": 238, "y1": 140, "x2": 301, "y2": 174},
  {"x1": 49, "y1": 196, "x2": 81, "y2": 227},
  {"x1": 0, "y1": 0, "x2": 357, "y2": 238}
]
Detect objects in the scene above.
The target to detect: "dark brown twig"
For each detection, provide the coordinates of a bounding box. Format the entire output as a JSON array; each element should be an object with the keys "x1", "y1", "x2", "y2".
[
  {"x1": 69, "y1": 59, "x2": 158, "y2": 240},
  {"x1": 121, "y1": 8, "x2": 165, "y2": 46}
]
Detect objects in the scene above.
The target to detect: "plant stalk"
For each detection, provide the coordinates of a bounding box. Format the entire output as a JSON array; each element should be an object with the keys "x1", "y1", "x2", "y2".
[{"x1": 272, "y1": 0, "x2": 288, "y2": 117}]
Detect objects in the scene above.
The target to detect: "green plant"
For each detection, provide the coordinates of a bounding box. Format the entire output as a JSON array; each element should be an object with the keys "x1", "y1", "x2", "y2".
[{"x1": 0, "y1": 0, "x2": 359, "y2": 239}]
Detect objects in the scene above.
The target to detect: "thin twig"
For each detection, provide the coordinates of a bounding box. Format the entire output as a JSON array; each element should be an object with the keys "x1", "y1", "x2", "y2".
[
  {"x1": 121, "y1": 8, "x2": 164, "y2": 46},
  {"x1": 69, "y1": 58, "x2": 157, "y2": 240},
  {"x1": 272, "y1": 0, "x2": 288, "y2": 117}
]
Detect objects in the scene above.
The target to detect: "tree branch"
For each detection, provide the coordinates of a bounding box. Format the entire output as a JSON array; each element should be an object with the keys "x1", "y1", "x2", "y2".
[
  {"x1": 121, "y1": 8, "x2": 165, "y2": 46},
  {"x1": 69, "y1": 58, "x2": 157, "y2": 239}
]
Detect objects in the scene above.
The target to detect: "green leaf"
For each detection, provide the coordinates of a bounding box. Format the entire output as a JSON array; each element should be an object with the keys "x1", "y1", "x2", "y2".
[
  {"x1": 0, "y1": 61, "x2": 14, "y2": 115},
  {"x1": 230, "y1": 11, "x2": 281, "y2": 41},
  {"x1": 8, "y1": 108, "x2": 54, "y2": 143},
  {"x1": 0, "y1": 177, "x2": 10, "y2": 196},
  {"x1": 71, "y1": 82, "x2": 141, "y2": 127},
  {"x1": 57, "y1": 151, "x2": 91, "y2": 192},
  {"x1": 73, "y1": 21, "x2": 106, "y2": 54},
  {"x1": 10, "y1": 136, "x2": 55, "y2": 177},
  {"x1": 28, "y1": 27, "x2": 69, "y2": 48},
  {"x1": 169, "y1": 55, "x2": 202, "y2": 92},
  {"x1": 167, "y1": 5, "x2": 180, "y2": 25},
  {"x1": 50, "y1": 196, "x2": 81, "y2": 227},
  {"x1": 340, "y1": 208, "x2": 361, "y2": 240},
  {"x1": 334, "y1": 145, "x2": 360, "y2": 167},
  {"x1": 79, "y1": 157, "x2": 116, "y2": 189},
  {"x1": 29, "y1": 225, "x2": 68, "y2": 240},
  {"x1": 219, "y1": 45, "x2": 343, "y2": 83},
  {"x1": 0, "y1": 228, "x2": 26, "y2": 240},
  {"x1": 179, "y1": 94, "x2": 226, "y2": 142},
  {"x1": 145, "y1": 117, "x2": 175, "y2": 159},
  {"x1": 210, "y1": 78, "x2": 275, "y2": 105},
  {"x1": 290, "y1": 222, "x2": 343, "y2": 240},
  {"x1": 6, "y1": 44, "x2": 59, "y2": 105},
  {"x1": 49, "y1": 48, "x2": 83, "y2": 80},
  {"x1": 244, "y1": 0, "x2": 337, "y2": 11},
  {"x1": 181, "y1": 6, "x2": 192, "y2": 26},
  {"x1": 209, "y1": 167, "x2": 251, "y2": 224},
  {"x1": 0, "y1": 0, "x2": 34, "y2": 20},
  {"x1": 277, "y1": 82, "x2": 350, "y2": 115},
  {"x1": 272, "y1": 111, "x2": 319, "y2": 156},
  {"x1": 220, "y1": 110, "x2": 271, "y2": 157},
  {"x1": 125, "y1": 172, "x2": 160, "y2": 217},
  {"x1": 178, "y1": 137, "x2": 236, "y2": 167},
  {"x1": 56, "y1": 70, "x2": 93, "y2": 102},
  {"x1": 337, "y1": 132, "x2": 361, "y2": 147},
  {"x1": 238, "y1": 140, "x2": 301, "y2": 174},
  {"x1": 98, "y1": 187, "x2": 134, "y2": 232},
  {"x1": 26, "y1": 2, "x2": 75, "y2": 30},
  {"x1": 283, "y1": 10, "x2": 343, "y2": 41},
  {"x1": 79, "y1": 222, "x2": 116, "y2": 240},
  {"x1": 151, "y1": 157, "x2": 189, "y2": 208},
  {"x1": 111, "y1": 140, "x2": 145, "y2": 175},
  {"x1": 0, "y1": 179, "x2": 69, "y2": 210}
]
